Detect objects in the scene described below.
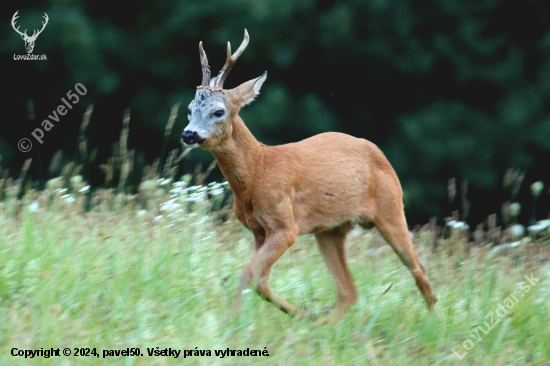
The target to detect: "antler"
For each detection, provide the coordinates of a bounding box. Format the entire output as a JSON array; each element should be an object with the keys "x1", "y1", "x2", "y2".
[
  {"x1": 199, "y1": 41, "x2": 211, "y2": 87},
  {"x1": 31, "y1": 13, "x2": 49, "y2": 39},
  {"x1": 11, "y1": 11, "x2": 28, "y2": 38},
  {"x1": 213, "y1": 29, "x2": 250, "y2": 89},
  {"x1": 11, "y1": 11, "x2": 49, "y2": 40}
]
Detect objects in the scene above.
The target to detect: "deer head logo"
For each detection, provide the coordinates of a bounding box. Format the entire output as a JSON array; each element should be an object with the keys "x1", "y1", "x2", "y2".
[{"x1": 11, "y1": 11, "x2": 49, "y2": 54}]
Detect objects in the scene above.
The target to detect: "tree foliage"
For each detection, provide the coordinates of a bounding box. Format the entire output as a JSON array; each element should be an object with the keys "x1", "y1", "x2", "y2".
[{"x1": 1, "y1": 0, "x2": 549, "y2": 223}]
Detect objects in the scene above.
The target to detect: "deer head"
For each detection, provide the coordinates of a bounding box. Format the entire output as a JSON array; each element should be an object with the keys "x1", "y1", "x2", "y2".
[
  {"x1": 182, "y1": 29, "x2": 267, "y2": 149},
  {"x1": 12, "y1": 11, "x2": 49, "y2": 54}
]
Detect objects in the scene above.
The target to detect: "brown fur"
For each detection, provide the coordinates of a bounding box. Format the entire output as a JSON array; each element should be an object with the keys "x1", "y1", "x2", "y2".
[
  {"x1": 201, "y1": 102, "x2": 437, "y2": 317},
  {"x1": 185, "y1": 31, "x2": 437, "y2": 318}
]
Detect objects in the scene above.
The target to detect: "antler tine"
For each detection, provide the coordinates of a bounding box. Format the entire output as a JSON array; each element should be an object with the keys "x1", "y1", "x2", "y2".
[
  {"x1": 214, "y1": 29, "x2": 250, "y2": 89},
  {"x1": 11, "y1": 11, "x2": 27, "y2": 37},
  {"x1": 33, "y1": 13, "x2": 49, "y2": 38},
  {"x1": 199, "y1": 41, "x2": 211, "y2": 87}
]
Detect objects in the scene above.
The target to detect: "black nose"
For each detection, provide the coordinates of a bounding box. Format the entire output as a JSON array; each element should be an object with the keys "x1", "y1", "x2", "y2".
[{"x1": 181, "y1": 130, "x2": 205, "y2": 145}]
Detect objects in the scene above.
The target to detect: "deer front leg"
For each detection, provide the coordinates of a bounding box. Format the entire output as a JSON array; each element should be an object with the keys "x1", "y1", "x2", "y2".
[{"x1": 236, "y1": 229, "x2": 299, "y2": 315}]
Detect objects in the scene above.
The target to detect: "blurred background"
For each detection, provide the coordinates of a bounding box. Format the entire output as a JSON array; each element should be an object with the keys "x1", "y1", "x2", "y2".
[{"x1": 1, "y1": 0, "x2": 549, "y2": 225}]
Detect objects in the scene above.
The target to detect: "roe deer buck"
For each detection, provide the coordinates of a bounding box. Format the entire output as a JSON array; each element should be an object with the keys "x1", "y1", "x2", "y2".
[{"x1": 181, "y1": 30, "x2": 437, "y2": 319}]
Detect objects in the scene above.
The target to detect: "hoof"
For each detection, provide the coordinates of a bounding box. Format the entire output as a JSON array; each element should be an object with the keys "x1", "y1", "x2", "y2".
[{"x1": 426, "y1": 295, "x2": 438, "y2": 311}]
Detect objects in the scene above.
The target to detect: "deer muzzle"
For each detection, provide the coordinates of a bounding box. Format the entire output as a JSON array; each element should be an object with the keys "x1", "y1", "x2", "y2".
[{"x1": 181, "y1": 130, "x2": 206, "y2": 146}]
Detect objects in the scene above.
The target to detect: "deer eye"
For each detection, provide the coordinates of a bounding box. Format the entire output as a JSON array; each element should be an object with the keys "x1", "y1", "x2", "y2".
[{"x1": 213, "y1": 110, "x2": 224, "y2": 117}]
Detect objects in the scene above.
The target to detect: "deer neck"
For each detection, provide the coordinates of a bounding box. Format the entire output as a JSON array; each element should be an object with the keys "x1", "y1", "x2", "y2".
[{"x1": 210, "y1": 114, "x2": 264, "y2": 201}]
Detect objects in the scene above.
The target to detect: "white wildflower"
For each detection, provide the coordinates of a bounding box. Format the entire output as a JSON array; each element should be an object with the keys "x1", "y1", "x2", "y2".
[
  {"x1": 491, "y1": 241, "x2": 521, "y2": 254},
  {"x1": 210, "y1": 188, "x2": 224, "y2": 196},
  {"x1": 78, "y1": 185, "x2": 90, "y2": 193},
  {"x1": 62, "y1": 195, "x2": 75, "y2": 203},
  {"x1": 28, "y1": 201, "x2": 39, "y2": 213},
  {"x1": 447, "y1": 220, "x2": 470, "y2": 230},
  {"x1": 528, "y1": 219, "x2": 550, "y2": 234},
  {"x1": 510, "y1": 224, "x2": 525, "y2": 237},
  {"x1": 170, "y1": 187, "x2": 183, "y2": 194}
]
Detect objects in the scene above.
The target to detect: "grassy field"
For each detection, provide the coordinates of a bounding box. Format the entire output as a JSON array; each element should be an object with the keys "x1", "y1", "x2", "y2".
[{"x1": 0, "y1": 177, "x2": 549, "y2": 365}]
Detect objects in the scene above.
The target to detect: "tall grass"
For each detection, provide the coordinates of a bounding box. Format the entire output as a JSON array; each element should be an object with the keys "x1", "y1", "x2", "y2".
[
  {"x1": 0, "y1": 107, "x2": 549, "y2": 365},
  {"x1": 0, "y1": 176, "x2": 548, "y2": 365}
]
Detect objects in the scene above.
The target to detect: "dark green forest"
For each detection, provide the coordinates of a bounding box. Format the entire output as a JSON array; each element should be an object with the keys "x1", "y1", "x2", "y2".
[{"x1": 1, "y1": 0, "x2": 550, "y2": 225}]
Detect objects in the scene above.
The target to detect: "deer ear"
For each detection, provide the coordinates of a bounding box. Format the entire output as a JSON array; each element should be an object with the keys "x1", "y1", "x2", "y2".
[{"x1": 228, "y1": 71, "x2": 267, "y2": 108}]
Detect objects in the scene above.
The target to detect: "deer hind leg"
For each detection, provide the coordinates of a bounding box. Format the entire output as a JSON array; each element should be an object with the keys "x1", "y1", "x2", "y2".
[
  {"x1": 374, "y1": 207, "x2": 437, "y2": 310},
  {"x1": 236, "y1": 229, "x2": 300, "y2": 315},
  {"x1": 315, "y1": 224, "x2": 357, "y2": 319}
]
